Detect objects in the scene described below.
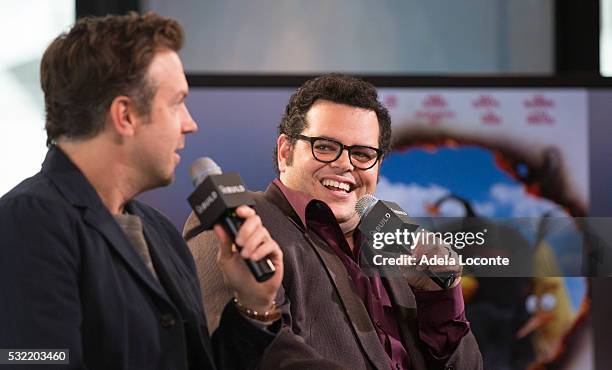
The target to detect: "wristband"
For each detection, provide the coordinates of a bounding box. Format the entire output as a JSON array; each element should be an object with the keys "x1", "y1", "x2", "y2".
[{"x1": 233, "y1": 298, "x2": 281, "y2": 322}]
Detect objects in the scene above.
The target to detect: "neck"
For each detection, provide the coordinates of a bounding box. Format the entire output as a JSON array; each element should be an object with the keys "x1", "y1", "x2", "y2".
[
  {"x1": 345, "y1": 232, "x2": 355, "y2": 250},
  {"x1": 58, "y1": 138, "x2": 139, "y2": 215},
  {"x1": 342, "y1": 223, "x2": 357, "y2": 250}
]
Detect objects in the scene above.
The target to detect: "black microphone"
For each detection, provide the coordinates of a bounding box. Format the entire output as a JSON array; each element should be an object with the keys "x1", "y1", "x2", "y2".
[
  {"x1": 355, "y1": 194, "x2": 455, "y2": 289},
  {"x1": 187, "y1": 157, "x2": 275, "y2": 282}
]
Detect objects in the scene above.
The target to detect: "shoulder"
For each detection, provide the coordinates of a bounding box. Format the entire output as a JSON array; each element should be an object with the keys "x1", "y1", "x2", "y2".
[
  {"x1": 0, "y1": 174, "x2": 80, "y2": 269},
  {"x1": 249, "y1": 190, "x2": 286, "y2": 220},
  {"x1": 2, "y1": 170, "x2": 61, "y2": 203},
  {"x1": 0, "y1": 172, "x2": 77, "y2": 226}
]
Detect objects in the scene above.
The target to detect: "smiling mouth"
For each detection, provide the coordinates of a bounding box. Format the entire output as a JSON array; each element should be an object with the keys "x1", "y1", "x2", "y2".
[{"x1": 321, "y1": 178, "x2": 354, "y2": 193}]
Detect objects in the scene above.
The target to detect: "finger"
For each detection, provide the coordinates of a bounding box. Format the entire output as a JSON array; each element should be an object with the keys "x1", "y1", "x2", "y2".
[
  {"x1": 411, "y1": 243, "x2": 430, "y2": 264},
  {"x1": 412, "y1": 243, "x2": 451, "y2": 272},
  {"x1": 428, "y1": 261, "x2": 461, "y2": 273},
  {"x1": 249, "y1": 239, "x2": 281, "y2": 262},
  {"x1": 424, "y1": 247, "x2": 461, "y2": 274},
  {"x1": 239, "y1": 224, "x2": 269, "y2": 259},
  {"x1": 414, "y1": 240, "x2": 448, "y2": 258},
  {"x1": 213, "y1": 224, "x2": 231, "y2": 245},
  {"x1": 235, "y1": 205, "x2": 256, "y2": 218},
  {"x1": 214, "y1": 224, "x2": 234, "y2": 260},
  {"x1": 234, "y1": 214, "x2": 262, "y2": 247}
]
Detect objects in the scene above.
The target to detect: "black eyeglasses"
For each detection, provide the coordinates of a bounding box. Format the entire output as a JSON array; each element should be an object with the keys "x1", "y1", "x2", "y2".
[{"x1": 292, "y1": 134, "x2": 382, "y2": 170}]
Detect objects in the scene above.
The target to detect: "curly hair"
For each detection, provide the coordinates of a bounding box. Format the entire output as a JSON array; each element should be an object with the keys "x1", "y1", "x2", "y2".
[
  {"x1": 40, "y1": 12, "x2": 184, "y2": 146},
  {"x1": 274, "y1": 73, "x2": 392, "y2": 174}
]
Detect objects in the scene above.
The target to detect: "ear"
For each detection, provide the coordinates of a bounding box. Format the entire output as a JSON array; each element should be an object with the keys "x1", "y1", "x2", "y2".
[
  {"x1": 277, "y1": 134, "x2": 293, "y2": 173},
  {"x1": 107, "y1": 96, "x2": 140, "y2": 137}
]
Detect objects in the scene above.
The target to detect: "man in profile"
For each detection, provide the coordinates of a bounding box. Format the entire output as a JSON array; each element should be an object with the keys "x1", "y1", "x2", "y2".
[
  {"x1": 0, "y1": 13, "x2": 283, "y2": 369},
  {"x1": 186, "y1": 74, "x2": 482, "y2": 369}
]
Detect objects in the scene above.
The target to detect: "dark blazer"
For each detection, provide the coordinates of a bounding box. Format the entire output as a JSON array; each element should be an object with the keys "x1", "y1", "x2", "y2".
[
  {"x1": 0, "y1": 147, "x2": 274, "y2": 370},
  {"x1": 185, "y1": 184, "x2": 483, "y2": 370}
]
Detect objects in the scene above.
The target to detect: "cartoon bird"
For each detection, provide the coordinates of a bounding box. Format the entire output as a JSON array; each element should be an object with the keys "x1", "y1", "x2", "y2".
[
  {"x1": 516, "y1": 215, "x2": 575, "y2": 363},
  {"x1": 428, "y1": 194, "x2": 535, "y2": 369}
]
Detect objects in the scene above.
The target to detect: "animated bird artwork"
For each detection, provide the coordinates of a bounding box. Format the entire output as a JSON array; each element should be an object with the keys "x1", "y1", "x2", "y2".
[
  {"x1": 518, "y1": 215, "x2": 575, "y2": 363},
  {"x1": 376, "y1": 89, "x2": 592, "y2": 370}
]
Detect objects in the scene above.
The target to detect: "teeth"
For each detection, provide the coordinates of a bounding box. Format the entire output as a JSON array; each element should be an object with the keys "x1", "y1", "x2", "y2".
[{"x1": 321, "y1": 179, "x2": 351, "y2": 192}]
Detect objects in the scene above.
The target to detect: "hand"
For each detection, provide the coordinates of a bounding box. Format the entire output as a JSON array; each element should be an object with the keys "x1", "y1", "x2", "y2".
[
  {"x1": 214, "y1": 205, "x2": 283, "y2": 312},
  {"x1": 407, "y1": 233, "x2": 462, "y2": 291}
]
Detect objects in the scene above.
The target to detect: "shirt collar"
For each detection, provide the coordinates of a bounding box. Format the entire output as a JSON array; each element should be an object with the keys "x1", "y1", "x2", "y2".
[
  {"x1": 271, "y1": 179, "x2": 364, "y2": 263},
  {"x1": 272, "y1": 178, "x2": 342, "y2": 232},
  {"x1": 272, "y1": 178, "x2": 314, "y2": 228}
]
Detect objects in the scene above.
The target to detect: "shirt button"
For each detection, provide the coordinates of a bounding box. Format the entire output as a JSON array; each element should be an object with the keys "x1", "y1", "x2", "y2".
[
  {"x1": 160, "y1": 313, "x2": 176, "y2": 328},
  {"x1": 395, "y1": 363, "x2": 401, "y2": 370},
  {"x1": 445, "y1": 366, "x2": 454, "y2": 370}
]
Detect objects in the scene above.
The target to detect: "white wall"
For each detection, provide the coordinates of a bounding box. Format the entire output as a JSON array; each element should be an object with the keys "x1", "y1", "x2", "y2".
[
  {"x1": 143, "y1": 0, "x2": 553, "y2": 74},
  {"x1": 0, "y1": 0, "x2": 74, "y2": 196},
  {"x1": 601, "y1": 0, "x2": 612, "y2": 76}
]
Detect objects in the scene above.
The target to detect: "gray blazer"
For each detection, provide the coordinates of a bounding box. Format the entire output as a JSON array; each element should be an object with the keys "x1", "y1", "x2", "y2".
[{"x1": 184, "y1": 184, "x2": 482, "y2": 370}]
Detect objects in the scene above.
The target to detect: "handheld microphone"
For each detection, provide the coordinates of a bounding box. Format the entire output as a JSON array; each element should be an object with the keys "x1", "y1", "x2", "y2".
[
  {"x1": 187, "y1": 157, "x2": 275, "y2": 282},
  {"x1": 355, "y1": 194, "x2": 455, "y2": 289}
]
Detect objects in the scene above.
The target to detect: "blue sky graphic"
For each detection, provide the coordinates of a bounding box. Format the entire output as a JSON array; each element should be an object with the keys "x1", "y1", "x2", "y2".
[
  {"x1": 378, "y1": 146, "x2": 585, "y2": 311},
  {"x1": 380, "y1": 146, "x2": 513, "y2": 216}
]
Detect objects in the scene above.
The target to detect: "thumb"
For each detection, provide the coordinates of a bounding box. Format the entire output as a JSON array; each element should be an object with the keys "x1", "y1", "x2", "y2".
[{"x1": 214, "y1": 224, "x2": 233, "y2": 260}]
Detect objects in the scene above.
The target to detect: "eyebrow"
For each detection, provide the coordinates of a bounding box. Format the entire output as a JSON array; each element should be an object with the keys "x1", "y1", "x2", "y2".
[
  {"x1": 314, "y1": 135, "x2": 379, "y2": 149},
  {"x1": 317, "y1": 135, "x2": 340, "y2": 142}
]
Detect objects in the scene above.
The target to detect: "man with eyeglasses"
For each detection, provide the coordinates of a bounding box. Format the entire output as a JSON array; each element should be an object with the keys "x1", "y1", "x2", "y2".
[{"x1": 184, "y1": 74, "x2": 482, "y2": 369}]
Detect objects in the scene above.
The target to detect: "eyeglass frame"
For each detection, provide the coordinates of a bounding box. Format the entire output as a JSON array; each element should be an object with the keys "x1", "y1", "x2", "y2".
[{"x1": 291, "y1": 134, "x2": 383, "y2": 170}]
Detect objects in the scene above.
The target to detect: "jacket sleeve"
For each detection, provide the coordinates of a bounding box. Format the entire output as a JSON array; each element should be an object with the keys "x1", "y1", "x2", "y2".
[
  {"x1": 0, "y1": 195, "x2": 85, "y2": 369},
  {"x1": 184, "y1": 213, "x2": 344, "y2": 370},
  {"x1": 414, "y1": 286, "x2": 483, "y2": 369},
  {"x1": 440, "y1": 331, "x2": 483, "y2": 370},
  {"x1": 211, "y1": 300, "x2": 279, "y2": 369}
]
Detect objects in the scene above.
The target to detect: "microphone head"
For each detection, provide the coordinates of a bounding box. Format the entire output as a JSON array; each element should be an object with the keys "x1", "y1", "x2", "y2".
[
  {"x1": 355, "y1": 194, "x2": 378, "y2": 217},
  {"x1": 190, "y1": 157, "x2": 222, "y2": 187}
]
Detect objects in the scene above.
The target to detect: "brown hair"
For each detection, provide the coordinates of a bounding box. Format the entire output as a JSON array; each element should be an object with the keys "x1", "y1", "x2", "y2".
[
  {"x1": 40, "y1": 12, "x2": 184, "y2": 146},
  {"x1": 274, "y1": 73, "x2": 392, "y2": 174}
]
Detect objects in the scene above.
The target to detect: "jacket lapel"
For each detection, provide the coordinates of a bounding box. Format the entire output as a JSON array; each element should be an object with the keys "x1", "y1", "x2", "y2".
[
  {"x1": 384, "y1": 278, "x2": 428, "y2": 369},
  {"x1": 43, "y1": 147, "x2": 170, "y2": 301},
  {"x1": 306, "y1": 231, "x2": 391, "y2": 370},
  {"x1": 133, "y1": 207, "x2": 216, "y2": 368},
  {"x1": 83, "y1": 208, "x2": 173, "y2": 298}
]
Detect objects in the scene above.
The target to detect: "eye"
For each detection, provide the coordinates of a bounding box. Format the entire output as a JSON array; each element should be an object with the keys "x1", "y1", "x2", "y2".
[
  {"x1": 540, "y1": 293, "x2": 557, "y2": 311},
  {"x1": 525, "y1": 294, "x2": 538, "y2": 313},
  {"x1": 313, "y1": 140, "x2": 339, "y2": 152},
  {"x1": 351, "y1": 148, "x2": 377, "y2": 161}
]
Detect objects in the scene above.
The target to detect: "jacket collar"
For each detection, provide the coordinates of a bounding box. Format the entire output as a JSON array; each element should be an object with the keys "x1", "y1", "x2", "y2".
[
  {"x1": 264, "y1": 179, "x2": 308, "y2": 230},
  {"x1": 42, "y1": 146, "x2": 106, "y2": 210},
  {"x1": 42, "y1": 146, "x2": 173, "y2": 303}
]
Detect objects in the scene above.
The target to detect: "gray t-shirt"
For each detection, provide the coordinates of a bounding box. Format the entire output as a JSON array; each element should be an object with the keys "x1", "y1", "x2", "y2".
[{"x1": 114, "y1": 213, "x2": 159, "y2": 281}]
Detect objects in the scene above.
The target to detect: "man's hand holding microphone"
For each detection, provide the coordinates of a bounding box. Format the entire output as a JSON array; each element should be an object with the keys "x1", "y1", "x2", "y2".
[
  {"x1": 214, "y1": 205, "x2": 283, "y2": 318},
  {"x1": 187, "y1": 158, "x2": 283, "y2": 321},
  {"x1": 356, "y1": 194, "x2": 461, "y2": 291}
]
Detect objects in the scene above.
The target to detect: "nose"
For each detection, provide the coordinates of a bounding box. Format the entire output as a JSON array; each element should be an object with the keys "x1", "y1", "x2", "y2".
[
  {"x1": 181, "y1": 105, "x2": 198, "y2": 134},
  {"x1": 330, "y1": 148, "x2": 354, "y2": 171}
]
